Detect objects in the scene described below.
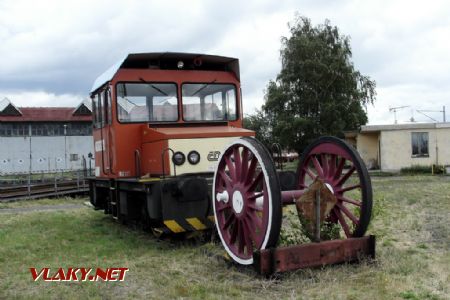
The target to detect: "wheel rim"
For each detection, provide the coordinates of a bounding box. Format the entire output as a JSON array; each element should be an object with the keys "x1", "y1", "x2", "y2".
[
  {"x1": 213, "y1": 138, "x2": 281, "y2": 265},
  {"x1": 297, "y1": 137, "x2": 372, "y2": 238}
]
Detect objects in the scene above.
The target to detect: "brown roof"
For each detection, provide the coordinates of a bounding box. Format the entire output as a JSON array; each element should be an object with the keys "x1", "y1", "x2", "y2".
[{"x1": 0, "y1": 107, "x2": 92, "y2": 122}]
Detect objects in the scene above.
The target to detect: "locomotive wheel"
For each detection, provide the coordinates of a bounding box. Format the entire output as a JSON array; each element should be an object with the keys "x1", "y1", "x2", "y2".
[
  {"x1": 213, "y1": 137, "x2": 282, "y2": 265},
  {"x1": 297, "y1": 136, "x2": 372, "y2": 238}
]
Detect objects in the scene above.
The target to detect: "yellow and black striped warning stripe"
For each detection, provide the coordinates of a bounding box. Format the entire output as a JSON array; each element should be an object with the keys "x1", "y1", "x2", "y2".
[{"x1": 163, "y1": 216, "x2": 216, "y2": 233}]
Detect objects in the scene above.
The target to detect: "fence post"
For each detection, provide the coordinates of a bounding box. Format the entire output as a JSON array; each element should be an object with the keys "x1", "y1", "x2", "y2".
[
  {"x1": 27, "y1": 173, "x2": 31, "y2": 198},
  {"x1": 77, "y1": 170, "x2": 80, "y2": 190},
  {"x1": 54, "y1": 173, "x2": 58, "y2": 194}
]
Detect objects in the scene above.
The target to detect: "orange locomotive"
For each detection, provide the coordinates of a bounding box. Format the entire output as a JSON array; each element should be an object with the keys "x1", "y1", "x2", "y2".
[
  {"x1": 89, "y1": 53, "x2": 254, "y2": 234},
  {"x1": 89, "y1": 52, "x2": 374, "y2": 269}
]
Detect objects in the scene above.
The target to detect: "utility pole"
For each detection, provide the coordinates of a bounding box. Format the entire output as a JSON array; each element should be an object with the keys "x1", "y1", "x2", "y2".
[
  {"x1": 389, "y1": 106, "x2": 410, "y2": 124},
  {"x1": 444, "y1": 106, "x2": 446, "y2": 122}
]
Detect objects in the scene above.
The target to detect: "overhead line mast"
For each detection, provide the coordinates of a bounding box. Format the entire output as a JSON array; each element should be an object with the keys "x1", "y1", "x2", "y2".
[
  {"x1": 416, "y1": 106, "x2": 446, "y2": 123},
  {"x1": 389, "y1": 106, "x2": 409, "y2": 124}
]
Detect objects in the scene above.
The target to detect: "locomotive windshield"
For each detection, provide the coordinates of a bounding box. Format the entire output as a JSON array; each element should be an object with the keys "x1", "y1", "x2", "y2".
[
  {"x1": 115, "y1": 82, "x2": 237, "y2": 123},
  {"x1": 116, "y1": 83, "x2": 178, "y2": 122},
  {"x1": 182, "y1": 83, "x2": 237, "y2": 121}
]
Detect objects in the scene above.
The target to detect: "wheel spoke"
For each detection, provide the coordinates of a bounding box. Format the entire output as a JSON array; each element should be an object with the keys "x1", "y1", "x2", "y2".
[
  {"x1": 233, "y1": 147, "x2": 242, "y2": 180},
  {"x1": 328, "y1": 154, "x2": 336, "y2": 179},
  {"x1": 304, "y1": 167, "x2": 317, "y2": 180},
  {"x1": 321, "y1": 154, "x2": 329, "y2": 178},
  {"x1": 236, "y1": 220, "x2": 244, "y2": 254},
  {"x1": 238, "y1": 220, "x2": 245, "y2": 254},
  {"x1": 242, "y1": 219, "x2": 254, "y2": 253},
  {"x1": 218, "y1": 170, "x2": 232, "y2": 190},
  {"x1": 241, "y1": 148, "x2": 249, "y2": 182},
  {"x1": 338, "y1": 184, "x2": 361, "y2": 193},
  {"x1": 243, "y1": 216, "x2": 259, "y2": 245},
  {"x1": 247, "y1": 201, "x2": 262, "y2": 211},
  {"x1": 336, "y1": 202, "x2": 360, "y2": 225},
  {"x1": 311, "y1": 156, "x2": 324, "y2": 178},
  {"x1": 229, "y1": 221, "x2": 239, "y2": 245},
  {"x1": 247, "y1": 210, "x2": 262, "y2": 231},
  {"x1": 216, "y1": 202, "x2": 231, "y2": 212},
  {"x1": 334, "y1": 157, "x2": 346, "y2": 179},
  {"x1": 336, "y1": 166, "x2": 355, "y2": 186},
  {"x1": 247, "y1": 171, "x2": 263, "y2": 192},
  {"x1": 339, "y1": 195, "x2": 362, "y2": 207},
  {"x1": 224, "y1": 155, "x2": 236, "y2": 182},
  {"x1": 222, "y1": 213, "x2": 235, "y2": 230},
  {"x1": 248, "y1": 191, "x2": 264, "y2": 200},
  {"x1": 245, "y1": 156, "x2": 258, "y2": 185},
  {"x1": 334, "y1": 207, "x2": 351, "y2": 238}
]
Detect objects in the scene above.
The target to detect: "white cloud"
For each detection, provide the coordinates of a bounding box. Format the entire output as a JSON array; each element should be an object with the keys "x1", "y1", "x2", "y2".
[
  {"x1": 0, "y1": 0, "x2": 449, "y2": 125},
  {"x1": 368, "y1": 84, "x2": 449, "y2": 124},
  {"x1": 0, "y1": 90, "x2": 85, "y2": 107}
]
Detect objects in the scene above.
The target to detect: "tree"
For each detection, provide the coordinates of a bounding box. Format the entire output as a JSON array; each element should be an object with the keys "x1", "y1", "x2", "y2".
[
  {"x1": 243, "y1": 110, "x2": 274, "y2": 149},
  {"x1": 261, "y1": 16, "x2": 376, "y2": 152}
]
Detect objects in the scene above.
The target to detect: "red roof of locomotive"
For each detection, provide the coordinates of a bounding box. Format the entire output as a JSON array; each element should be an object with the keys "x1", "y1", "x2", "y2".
[{"x1": 91, "y1": 52, "x2": 240, "y2": 94}]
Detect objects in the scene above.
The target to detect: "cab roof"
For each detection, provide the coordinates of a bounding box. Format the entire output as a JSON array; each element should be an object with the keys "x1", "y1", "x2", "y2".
[{"x1": 90, "y1": 52, "x2": 240, "y2": 94}]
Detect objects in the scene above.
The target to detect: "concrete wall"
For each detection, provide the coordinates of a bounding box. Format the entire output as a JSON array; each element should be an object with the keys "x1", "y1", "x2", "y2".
[
  {"x1": 356, "y1": 133, "x2": 379, "y2": 169},
  {"x1": 436, "y1": 127, "x2": 450, "y2": 168},
  {"x1": 378, "y1": 128, "x2": 450, "y2": 171},
  {"x1": 0, "y1": 136, "x2": 93, "y2": 174}
]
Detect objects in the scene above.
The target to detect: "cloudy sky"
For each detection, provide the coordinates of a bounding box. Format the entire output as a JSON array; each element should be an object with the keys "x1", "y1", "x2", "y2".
[{"x1": 1, "y1": 0, "x2": 449, "y2": 124}]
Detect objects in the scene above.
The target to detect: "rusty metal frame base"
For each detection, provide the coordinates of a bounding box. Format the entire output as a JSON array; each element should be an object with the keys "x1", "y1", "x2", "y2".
[{"x1": 253, "y1": 235, "x2": 376, "y2": 275}]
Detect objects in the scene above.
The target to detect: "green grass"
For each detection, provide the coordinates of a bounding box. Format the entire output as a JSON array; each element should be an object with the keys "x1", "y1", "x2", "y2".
[
  {"x1": 0, "y1": 171, "x2": 87, "y2": 182},
  {"x1": 0, "y1": 197, "x2": 85, "y2": 209},
  {"x1": 283, "y1": 159, "x2": 298, "y2": 171},
  {"x1": 400, "y1": 164, "x2": 447, "y2": 175},
  {"x1": 0, "y1": 176, "x2": 449, "y2": 299}
]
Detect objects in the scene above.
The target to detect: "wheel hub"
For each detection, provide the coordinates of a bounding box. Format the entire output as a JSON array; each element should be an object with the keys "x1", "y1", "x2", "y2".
[
  {"x1": 232, "y1": 190, "x2": 244, "y2": 214},
  {"x1": 216, "y1": 190, "x2": 229, "y2": 203}
]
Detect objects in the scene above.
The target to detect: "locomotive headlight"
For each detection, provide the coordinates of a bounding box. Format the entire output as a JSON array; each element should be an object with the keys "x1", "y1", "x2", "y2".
[
  {"x1": 187, "y1": 151, "x2": 200, "y2": 165},
  {"x1": 172, "y1": 152, "x2": 186, "y2": 166}
]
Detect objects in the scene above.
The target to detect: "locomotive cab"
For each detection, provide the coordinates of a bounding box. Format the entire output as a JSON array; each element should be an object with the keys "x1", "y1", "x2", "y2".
[{"x1": 89, "y1": 52, "x2": 254, "y2": 233}]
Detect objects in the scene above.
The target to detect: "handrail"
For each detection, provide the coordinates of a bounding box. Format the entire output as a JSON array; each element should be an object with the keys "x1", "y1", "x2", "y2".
[
  {"x1": 134, "y1": 149, "x2": 141, "y2": 178},
  {"x1": 161, "y1": 148, "x2": 176, "y2": 179}
]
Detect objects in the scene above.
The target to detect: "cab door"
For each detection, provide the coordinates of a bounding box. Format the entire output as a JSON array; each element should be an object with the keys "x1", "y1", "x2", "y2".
[{"x1": 93, "y1": 87, "x2": 114, "y2": 177}]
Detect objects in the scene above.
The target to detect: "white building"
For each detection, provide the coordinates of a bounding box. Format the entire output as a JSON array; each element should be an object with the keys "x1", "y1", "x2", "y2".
[
  {"x1": 0, "y1": 98, "x2": 94, "y2": 174},
  {"x1": 346, "y1": 123, "x2": 450, "y2": 171}
]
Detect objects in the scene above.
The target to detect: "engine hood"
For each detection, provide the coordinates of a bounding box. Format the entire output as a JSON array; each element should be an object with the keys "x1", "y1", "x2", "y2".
[{"x1": 141, "y1": 125, "x2": 254, "y2": 143}]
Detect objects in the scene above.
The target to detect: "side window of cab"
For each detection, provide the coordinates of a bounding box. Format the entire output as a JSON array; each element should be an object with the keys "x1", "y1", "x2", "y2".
[{"x1": 92, "y1": 87, "x2": 112, "y2": 128}]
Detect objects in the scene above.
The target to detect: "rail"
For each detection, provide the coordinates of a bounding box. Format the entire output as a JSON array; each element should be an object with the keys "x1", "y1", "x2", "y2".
[{"x1": 0, "y1": 178, "x2": 89, "y2": 202}]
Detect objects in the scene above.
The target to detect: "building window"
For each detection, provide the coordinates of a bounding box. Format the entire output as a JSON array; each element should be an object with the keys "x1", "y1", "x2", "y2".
[
  {"x1": 411, "y1": 132, "x2": 429, "y2": 157},
  {"x1": 0, "y1": 123, "x2": 28, "y2": 136},
  {"x1": 0, "y1": 122, "x2": 92, "y2": 137},
  {"x1": 70, "y1": 154, "x2": 79, "y2": 161}
]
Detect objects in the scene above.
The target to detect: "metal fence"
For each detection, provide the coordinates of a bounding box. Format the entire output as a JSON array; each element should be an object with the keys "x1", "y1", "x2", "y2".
[{"x1": 0, "y1": 168, "x2": 92, "y2": 202}]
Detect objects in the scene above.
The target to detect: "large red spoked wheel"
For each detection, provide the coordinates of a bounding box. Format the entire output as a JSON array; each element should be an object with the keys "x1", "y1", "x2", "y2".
[
  {"x1": 213, "y1": 137, "x2": 282, "y2": 265},
  {"x1": 297, "y1": 136, "x2": 372, "y2": 238}
]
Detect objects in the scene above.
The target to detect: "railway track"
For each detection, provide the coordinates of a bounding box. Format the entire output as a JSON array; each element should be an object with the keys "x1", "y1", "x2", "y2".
[{"x1": 0, "y1": 179, "x2": 89, "y2": 202}]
